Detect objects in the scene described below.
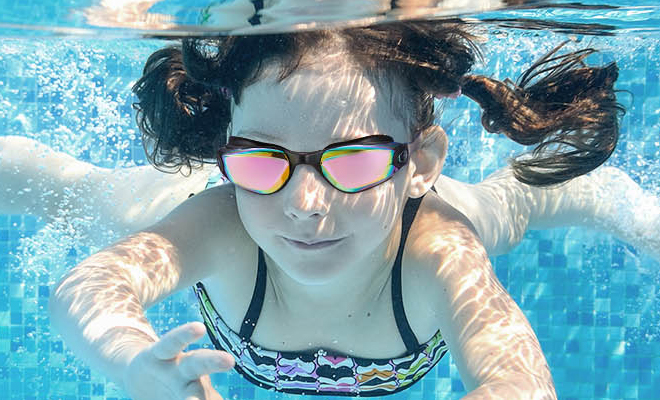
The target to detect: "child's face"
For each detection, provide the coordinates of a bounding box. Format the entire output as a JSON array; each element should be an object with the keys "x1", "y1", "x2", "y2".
[{"x1": 230, "y1": 55, "x2": 416, "y2": 284}]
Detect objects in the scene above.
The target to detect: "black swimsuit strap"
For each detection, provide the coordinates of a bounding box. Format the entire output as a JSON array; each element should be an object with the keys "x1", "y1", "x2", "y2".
[
  {"x1": 240, "y1": 197, "x2": 425, "y2": 348},
  {"x1": 392, "y1": 196, "x2": 424, "y2": 352},
  {"x1": 238, "y1": 248, "x2": 268, "y2": 341}
]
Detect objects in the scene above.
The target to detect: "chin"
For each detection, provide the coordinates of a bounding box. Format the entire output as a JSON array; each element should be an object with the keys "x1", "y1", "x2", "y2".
[{"x1": 282, "y1": 259, "x2": 347, "y2": 286}]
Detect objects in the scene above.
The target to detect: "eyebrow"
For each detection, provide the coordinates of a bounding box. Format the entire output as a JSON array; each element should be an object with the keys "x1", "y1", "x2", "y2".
[{"x1": 235, "y1": 129, "x2": 280, "y2": 142}]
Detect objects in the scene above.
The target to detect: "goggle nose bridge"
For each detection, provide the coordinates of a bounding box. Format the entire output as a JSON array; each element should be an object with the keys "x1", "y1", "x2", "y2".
[{"x1": 285, "y1": 150, "x2": 325, "y2": 175}]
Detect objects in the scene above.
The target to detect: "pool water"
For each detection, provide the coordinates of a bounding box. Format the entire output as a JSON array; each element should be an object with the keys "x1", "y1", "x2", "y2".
[{"x1": 1, "y1": 1, "x2": 659, "y2": 399}]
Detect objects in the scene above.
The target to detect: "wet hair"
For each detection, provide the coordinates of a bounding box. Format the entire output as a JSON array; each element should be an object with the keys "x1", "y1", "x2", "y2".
[{"x1": 132, "y1": 20, "x2": 623, "y2": 186}]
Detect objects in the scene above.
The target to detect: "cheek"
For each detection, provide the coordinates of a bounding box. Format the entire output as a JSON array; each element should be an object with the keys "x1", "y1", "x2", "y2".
[
  {"x1": 235, "y1": 189, "x2": 279, "y2": 237},
  {"x1": 344, "y1": 181, "x2": 402, "y2": 234},
  {"x1": 376, "y1": 169, "x2": 411, "y2": 231}
]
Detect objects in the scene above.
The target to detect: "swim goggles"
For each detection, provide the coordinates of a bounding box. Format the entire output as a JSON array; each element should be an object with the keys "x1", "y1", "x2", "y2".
[{"x1": 218, "y1": 135, "x2": 409, "y2": 194}]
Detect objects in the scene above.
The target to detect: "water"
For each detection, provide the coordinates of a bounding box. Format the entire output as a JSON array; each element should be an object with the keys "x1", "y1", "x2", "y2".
[{"x1": 1, "y1": 1, "x2": 659, "y2": 399}]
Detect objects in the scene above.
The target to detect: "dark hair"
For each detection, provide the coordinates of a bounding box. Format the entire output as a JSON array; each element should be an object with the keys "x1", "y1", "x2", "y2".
[{"x1": 132, "y1": 20, "x2": 623, "y2": 186}]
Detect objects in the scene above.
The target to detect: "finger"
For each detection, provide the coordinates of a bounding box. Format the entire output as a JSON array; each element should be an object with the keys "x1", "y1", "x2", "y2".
[
  {"x1": 152, "y1": 321, "x2": 207, "y2": 360},
  {"x1": 179, "y1": 349, "x2": 235, "y2": 381}
]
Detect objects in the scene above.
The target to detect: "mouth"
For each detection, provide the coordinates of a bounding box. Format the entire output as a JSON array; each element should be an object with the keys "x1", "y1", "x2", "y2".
[{"x1": 281, "y1": 236, "x2": 346, "y2": 250}]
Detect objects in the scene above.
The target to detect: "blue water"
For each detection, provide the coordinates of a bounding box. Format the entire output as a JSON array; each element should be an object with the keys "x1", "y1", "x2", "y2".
[{"x1": 1, "y1": 3, "x2": 660, "y2": 400}]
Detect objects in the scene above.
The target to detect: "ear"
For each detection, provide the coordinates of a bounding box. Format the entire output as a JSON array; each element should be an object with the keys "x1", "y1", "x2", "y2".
[{"x1": 408, "y1": 125, "x2": 448, "y2": 198}]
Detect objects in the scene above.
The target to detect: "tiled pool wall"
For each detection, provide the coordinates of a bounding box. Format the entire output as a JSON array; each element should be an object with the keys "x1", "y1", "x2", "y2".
[{"x1": 0, "y1": 31, "x2": 659, "y2": 399}]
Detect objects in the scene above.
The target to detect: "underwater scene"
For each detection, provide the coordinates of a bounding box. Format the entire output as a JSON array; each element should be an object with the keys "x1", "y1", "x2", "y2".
[{"x1": 1, "y1": 1, "x2": 659, "y2": 399}]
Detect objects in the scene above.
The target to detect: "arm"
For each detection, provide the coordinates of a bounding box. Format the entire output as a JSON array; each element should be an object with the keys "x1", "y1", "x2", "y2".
[
  {"x1": 48, "y1": 184, "x2": 252, "y2": 388},
  {"x1": 0, "y1": 135, "x2": 214, "y2": 242},
  {"x1": 0, "y1": 135, "x2": 95, "y2": 217},
  {"x1": 435, "y1": 166, "x2": 660, "y2": 259},
  {"x1": 414, "y1": 195, "x2": 556, "y2": 399}
]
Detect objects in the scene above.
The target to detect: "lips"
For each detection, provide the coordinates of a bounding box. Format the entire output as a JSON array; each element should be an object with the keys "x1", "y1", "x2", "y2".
[{"x1": 281, "y1": 236, "x2": 345, "y2": 250}]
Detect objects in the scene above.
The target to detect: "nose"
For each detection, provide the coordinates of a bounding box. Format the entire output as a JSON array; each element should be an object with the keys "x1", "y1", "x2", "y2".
[{"x1": 283, "y1": 164, "x2": 330, "y2": 220}]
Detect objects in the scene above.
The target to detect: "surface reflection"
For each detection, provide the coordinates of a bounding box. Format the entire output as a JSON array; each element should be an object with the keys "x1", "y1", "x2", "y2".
[
  {"x1": 0, "y1": 0, "x2": 575, "y2": 36},
  {"x1": 5, "y1": 0, "x2": 656, "y2": 38},
  {"x1": 83, "y1": 0, "x2": 176, "y2": 30}
]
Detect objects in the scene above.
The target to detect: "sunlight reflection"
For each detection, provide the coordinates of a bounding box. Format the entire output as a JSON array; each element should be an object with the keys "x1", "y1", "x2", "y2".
[
  {"x1": 52, "y1": 232, "x2": 181, "y2": 343},
  {"x1": 408, "y1": 197, "x2": 554, "y2": 396},
  {"x1": 234, "y1": 48, "x2": 410, "y2": 257}
]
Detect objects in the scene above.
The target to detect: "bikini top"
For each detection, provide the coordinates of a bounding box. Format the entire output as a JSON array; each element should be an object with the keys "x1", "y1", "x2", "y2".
[{"x1": 192, "y1": 196, "x2": 448, "y2": 397}]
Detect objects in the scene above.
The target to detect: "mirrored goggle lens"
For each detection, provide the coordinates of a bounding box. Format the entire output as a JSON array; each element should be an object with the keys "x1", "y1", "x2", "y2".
[
  {"x1": 222, "y1": 149, "x2": 290, "y2": 194},
  {"x1": 321, "y1": 145, "x2": 396, "y2": 193}
]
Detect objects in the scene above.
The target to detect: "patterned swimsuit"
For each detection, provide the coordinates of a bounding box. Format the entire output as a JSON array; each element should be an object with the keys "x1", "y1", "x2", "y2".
[{"x1": 192, "y1": 196, "x2": 449, "y2": 396}]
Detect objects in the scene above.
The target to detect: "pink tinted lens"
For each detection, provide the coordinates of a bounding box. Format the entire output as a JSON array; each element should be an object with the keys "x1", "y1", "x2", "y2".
[
  {"x1": 321, "y1": 146, "x2": 394, "y2": 192},
  {"x1": 222, "y1": 149, "x2": 289, "y2": 194}
]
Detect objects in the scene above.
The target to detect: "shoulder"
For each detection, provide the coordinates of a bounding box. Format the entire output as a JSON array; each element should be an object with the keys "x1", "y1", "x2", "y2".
[
  {"x1": 407, "y1": 191, "x2": 483, "y2": 259},
  {"x1": 146, "y1": 183, "x2": 254, "y2": 283},
  {"x1": 153, "y1": 183, "x2": 236, "y2": 224},
  {"x1": 405, "y1": 190, "x2": 494, "y2": 329},
  {"x1": 404, "y1": 190, "x2": 490, "y2": 305}
]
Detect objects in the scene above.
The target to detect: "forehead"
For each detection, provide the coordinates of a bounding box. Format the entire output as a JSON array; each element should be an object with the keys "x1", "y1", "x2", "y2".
[{"x1": 230, "y1": 56, "x2": 409, "y2": 151}]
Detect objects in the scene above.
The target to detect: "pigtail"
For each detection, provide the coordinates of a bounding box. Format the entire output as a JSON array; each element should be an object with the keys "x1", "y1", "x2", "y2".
[
  {"x1": 132, "y1": 45, "x2": 230, "y2": 175},
  {"x1": 460, "y1": 43, "x2": 624, "y2": 186}
]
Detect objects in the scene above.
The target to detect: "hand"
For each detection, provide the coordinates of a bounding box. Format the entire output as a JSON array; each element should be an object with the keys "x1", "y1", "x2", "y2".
[{"x1": 122, "y1": 321, "x2": 235, "y2": 400}]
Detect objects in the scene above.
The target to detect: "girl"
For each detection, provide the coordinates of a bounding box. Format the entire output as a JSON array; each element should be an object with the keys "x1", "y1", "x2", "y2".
[{"x1": 48, "y1": 21, "x2": 622, "y2": 399}]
